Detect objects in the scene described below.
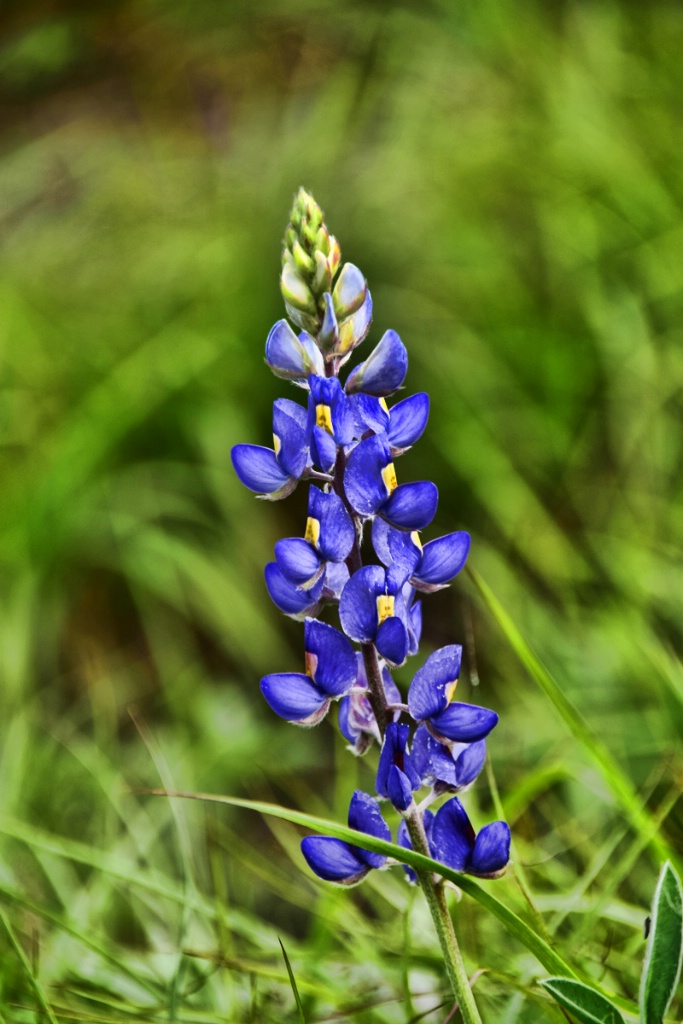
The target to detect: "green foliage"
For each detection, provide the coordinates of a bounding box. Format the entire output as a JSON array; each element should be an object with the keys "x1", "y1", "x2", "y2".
[
  {"x1": 540, "y1": 978, "x2": 625, "y2": 1024},
  {"x1": 0, "y1": 0, "x2": 682, "y2": 1019},
  {"x1": 640, "y1": 862, "x2": 683, "y2": 1024}
]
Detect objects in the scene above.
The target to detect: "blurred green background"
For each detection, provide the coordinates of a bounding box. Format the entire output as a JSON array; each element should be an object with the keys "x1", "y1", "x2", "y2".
[{"x1": 0, "y1": 0, "x2": 682, "y2": 1020}]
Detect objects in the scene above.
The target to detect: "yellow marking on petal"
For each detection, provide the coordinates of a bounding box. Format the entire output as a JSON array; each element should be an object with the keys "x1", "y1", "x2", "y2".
[
  {"x1": 273, "y1": 433, "x2": 281, "y2": 457},
  {"x1": 379, "y1": 397, "x2": 389, "y2": 413},
  {"x1": 445, "y1": 678, "x2": 459, "y2": 704},
  {"x1": 410, "y1": 530, "x2": 423, "y2": 552},
  {"x1": 315, "y1": 403, "x2": 333, "y2": 433},
  {"x1": 305, "y1": 651, "x2": 318, "y2": 679},
  {"x1": 376, "y1": 594, "x2": 395, "y2": 625},
  {"x1": 304, "y1": 516, "x2": 321, "y2": 548},
  {"x1": 381, "y1": 462, "x2": 398, "y2": 495}
]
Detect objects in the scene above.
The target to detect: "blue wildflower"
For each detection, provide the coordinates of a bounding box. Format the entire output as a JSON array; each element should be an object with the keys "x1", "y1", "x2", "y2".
[
  {"x1": 260, "y1": 618, "x2": 357, "y2": 725},
  {"x1": 274, "y1": 486, "x2": 355, "y2": 589},
  {"x1": 344, "y1": 433, "x2": 438, "y2": 531},
  {"x1": 430, "y1": 797, "x2": 511, "y2": 878},
  {"x1": 264, "y1": 320, "x2": 324, "y2": 382},
  {"x1": 372, "y1": 520, "x2": 471, "y2": 593},
  {"x1": 407, "y1": 645, "x2": 498, "y2": 743},
  {"x1": 307, "y1": 375, "x2": 355, "y2": 472},
  {"x1": 410, "y1": 725, "x2": 487, "y2": 793},
  {"x1": 264, "y1": 562, "x2": 324, "y2": 620},
  {"x1": 339, "y1": 564, "x2": 413, "y2": 666},
  {"x1": 231, "y1": 398, "x2": 309, "y2": 500},
  {"x1": 376, "y1": 722, "x2": 422, "y2": 811},
  {"x1": 345, "y1": 329, "x2": 408, "y2": 396},
  {"x1": 301, "y1": 790, "x2": 390, "y2": 885}
]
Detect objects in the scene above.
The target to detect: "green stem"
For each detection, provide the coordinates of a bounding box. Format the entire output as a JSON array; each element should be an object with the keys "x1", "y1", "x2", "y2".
[{"x1": 404, "y1": 805, "x2": 484, "y2": 1024}]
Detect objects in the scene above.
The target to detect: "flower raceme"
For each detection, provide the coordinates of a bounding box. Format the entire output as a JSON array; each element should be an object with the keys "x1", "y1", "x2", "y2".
[{"x1": 232, "y1": 189, "x2": 509, "y2": 889}]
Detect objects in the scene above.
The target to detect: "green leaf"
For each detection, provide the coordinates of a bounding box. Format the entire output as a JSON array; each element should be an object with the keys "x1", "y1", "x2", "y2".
[
  {"x1": 640, "y1": 861, "x2": 683, "y2": 1024},
  {"x1": 540, "y1": 978, "x2": 625, "y2": 1024},
  {"x1": 279, "y1": 938, "x2": 307, "y2": 1023}
]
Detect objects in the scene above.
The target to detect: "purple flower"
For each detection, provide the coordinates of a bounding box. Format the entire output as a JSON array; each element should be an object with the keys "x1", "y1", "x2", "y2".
[
  {"x1": 339, "y1": 564, "x2": 412, "y2": 667},
  {"x1": 260, "y1": 618, "x2": 357, "y2": 725},
  {"x1": 372, "y1": 520, "x2": 470, "y2": 593},
  {"x1": 411, "y1": 725, "x2": 487, "y2": 793},
  {"x1": 345, "y1": 330, "x2": 408, "y2": 396},
  {"x1": 264, "y1": 562, "x2": 324, "y2": 619},
  {"x1": 265, "y1": 320, "x2": 324, "y2": 382},
  {"x1": 407, "y1": 645, "x2": 498, "y2": 743},
  {"x1": 232, "y1": 398, "x2": 309, "y2": 499},
  {"x1": 344, "y1": 433, "x2": 438, "y2": 532},
  {"x1": 376, "y1": 722, "x2": 422, "y2": 811},
  {"x1": 430, "y1": 797, "x2": 510, "y2": 878},
  {"x1": 274, "y1": 486, "x2": 355, "y2": 589},
  {"x1": 307, "y1": 375, "x2": 355, "y2": 472},
  {"x1": 301, "y1": 790, "x2": 390, "y2": 885}
]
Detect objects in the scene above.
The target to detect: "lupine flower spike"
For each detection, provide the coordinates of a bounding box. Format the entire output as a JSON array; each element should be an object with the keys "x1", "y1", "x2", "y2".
[{"x1": 232, "y1": 190, "x2": 510, "y2": 1021}]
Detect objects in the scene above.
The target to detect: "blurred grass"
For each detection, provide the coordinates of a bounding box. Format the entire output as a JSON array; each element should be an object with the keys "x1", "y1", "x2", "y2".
[{"x1": 0, "y1": 0, "x2": 681, "y2": 1019}]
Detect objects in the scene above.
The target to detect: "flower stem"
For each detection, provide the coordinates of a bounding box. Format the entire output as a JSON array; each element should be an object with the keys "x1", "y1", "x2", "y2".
[{"x1": 404, "y1": 804, "x2": 484, "y2": 1024}]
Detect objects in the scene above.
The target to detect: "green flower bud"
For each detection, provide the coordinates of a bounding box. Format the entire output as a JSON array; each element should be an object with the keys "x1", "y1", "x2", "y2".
[{"x1": 281, "y1": 262, "x2": 316, "y2": 314}]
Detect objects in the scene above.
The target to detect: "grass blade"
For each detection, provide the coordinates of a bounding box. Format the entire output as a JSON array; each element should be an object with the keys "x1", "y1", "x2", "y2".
[
  {"x1": 468, "y1": 568, "x2": 674, "y2": 868},
  {"x1": 279, "y1": 937, "x2": 307, "y2": 1024},
  {"x1": 142, "y1": 788, "x2": 578, "y2": 980}
]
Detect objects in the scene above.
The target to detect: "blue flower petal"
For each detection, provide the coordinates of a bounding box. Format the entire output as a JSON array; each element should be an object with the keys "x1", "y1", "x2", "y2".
[
  {"x1": 310, "y1": 425, "x2": 337, "y2": 473},
  {"x1": 339, "y1": 565, "x2": 384, "y2": 642},
  {"x1": 454, "y1": 740, "x2": 487, "y2": 789},
  {"x1": 321, "y1": 560, "x2": 349, "y2": 601},
  {"x1": 375, "y1": 615, "x2": 409, "y2": 667},
  {"x1": 299, "y1": 332, "x2": 325, "y2": 378},
  {"x1": 430, "y1": 797, "x2": 476, "y2": 872},
  {"x1": 408, "y1": 645, "x2": 463, "y2": 721},
  {"x1": 265, "y1": 320, "x2": 323, "y2": 380},
  {"x1": 348, "y1": 791, "x2": 391, "y2": 869},
  {"x1": 428, "y1": 703, "x2": 498, "y2": 743},
  {"x1": 347, "y1": 393, "x2": 390, "y2": 436},
  {"x1": 381, "y1": 481, "x2": 438, "y2": 531},
  {"x1": 264, "y1": 563, "x2": 323, "y2": 618},
  {"x1": 314, "y1": 490, "x2": 355, "y2": 562},
  {"x1": 338, "y1": 289, "x2": 373, "y2": 354},
  {"x1": 407, "y1": 591, "x2": 422, "y2": 652},
  {"x1": 370, "y1": 518, "x2": 393, "y2": 566},
  {"x1": 231, "y1": 444, "x2": 292, "y2": 495},
  {"x1": 470, "y1": 821, "x2": 511, "y2": 877},
  {"x1": 388, "y1": 765, "x2": 414, "y2": 811},
  {"x1": 389, "y1": 529, "x2": 423, "y2": 573},
  {"x1": 272, "y1": 399, "x2": 308, "y2": 479},
  {"x1": 376, "y1": 722, "x2": 410, "y2": 798},
  {"x1": 411, "y1": 725, "x2": 459, "y2": 787},
  {"x1": 344, "y1": 434, "x2": 392, "y2": 517},
  {"x1": 274, "y1": 538, "x2": 322, "y2": 587},
  {"x1": 345, "y1": 330, "x2": 408, "y2": 396},
  {"x1": 319, "y1": 293, "x2": 339, "y2": 349},
  {"x1": 260, "y1": 672, "x2": 330, "y2": 724},
  {"x1": 304, "y1": 618, "x2": 357, "y2": 697},
  {"x1": 415, "y1": 532, "x2": 470, "y2": 590},
  {"x1": 387, "y1": 393, "x2": 430, "y2": 454},
  {"x1": 301, "y1": 836, "x2": 368, "y2": 884}
]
